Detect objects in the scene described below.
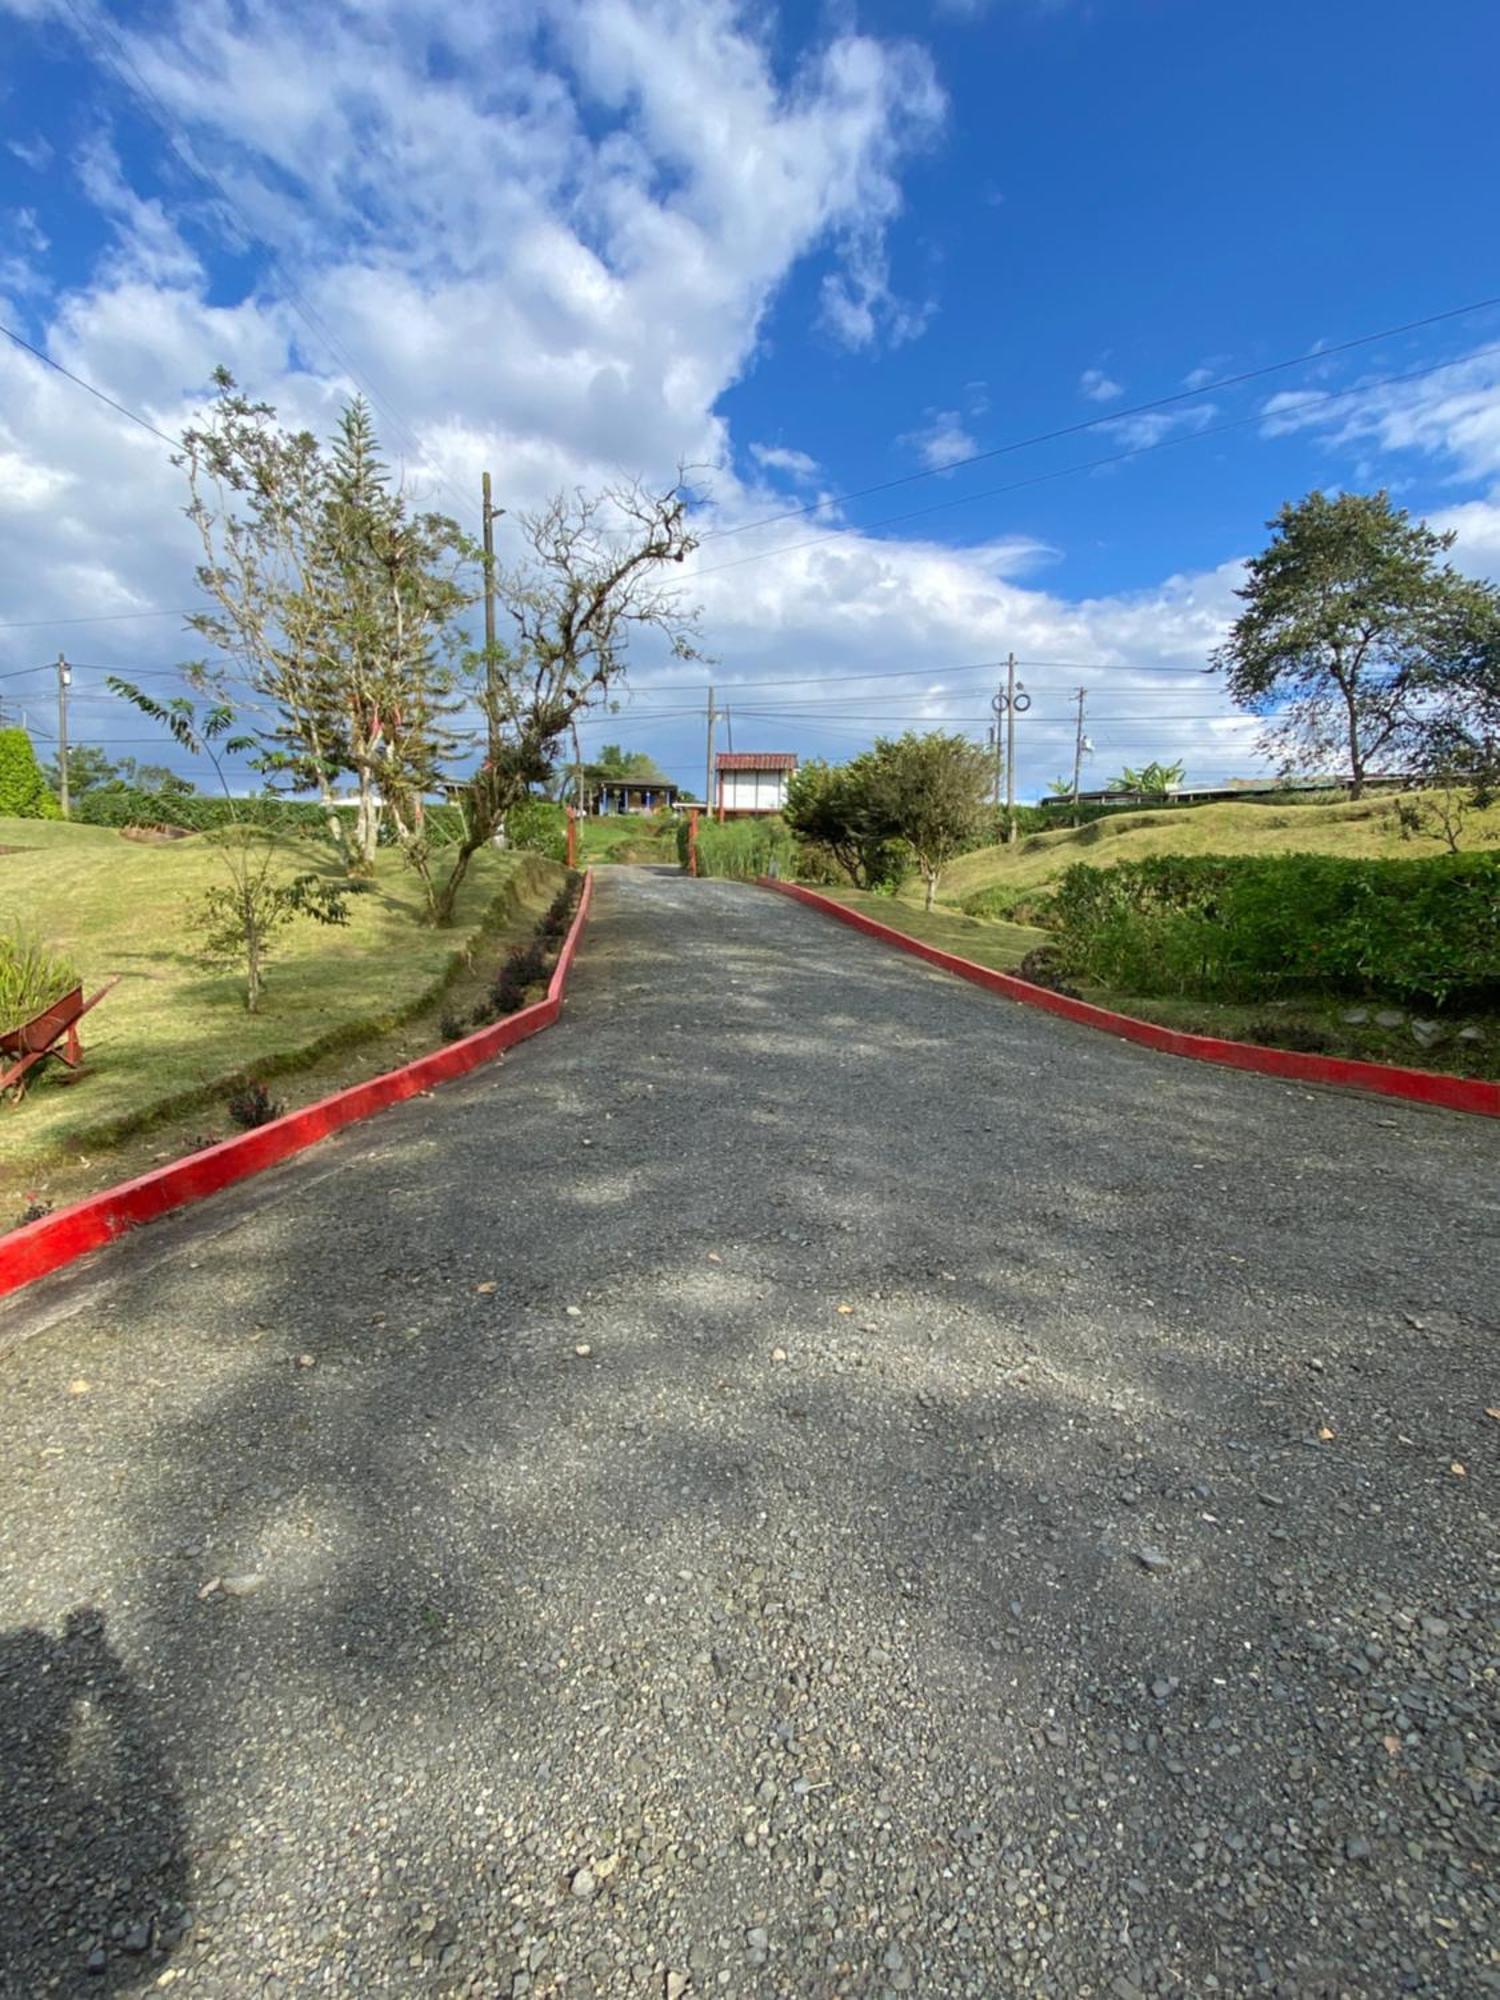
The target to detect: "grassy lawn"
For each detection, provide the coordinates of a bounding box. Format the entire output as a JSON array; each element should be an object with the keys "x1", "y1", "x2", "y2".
[
  {"x1": 579, "y1": 815, "x2": 679, "y2": 865},
  {"x1": 938, "y1": 791, "x2": 1500, "y2": 910},
  {"x1": 1, "y1": 819, "x2": 562, "y2": 1215},
  {"x1": 799, "y1": 884, "x2": 1499, "y2": 1084}
]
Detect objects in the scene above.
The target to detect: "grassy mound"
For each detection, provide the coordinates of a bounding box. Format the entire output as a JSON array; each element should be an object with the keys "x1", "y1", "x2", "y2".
[{"x1": 937, "y1": 792, "x2": 1500, "y2": 911}]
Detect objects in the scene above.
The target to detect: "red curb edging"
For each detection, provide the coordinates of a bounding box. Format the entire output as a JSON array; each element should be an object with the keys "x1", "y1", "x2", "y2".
[
  {"x1": 0, "y1": 870, "x2": 595, "y2": 1301},
  {"x1": 759, "y1": 878, "x2": 1500, "y2": 1120}
]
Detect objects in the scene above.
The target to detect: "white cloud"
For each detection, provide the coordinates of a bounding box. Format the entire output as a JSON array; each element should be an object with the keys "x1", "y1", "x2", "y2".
[
  {"x1": 1101, "y1": 402, "x2": 1219, "y2": 452},
  {"x1": 750, "y1": 443, "x2": 821, "y2": 482},
  {"x1": 1260, "y1": 344, "x2": 1500, "y2": 488},
  {"x1": 7, "y1": 133, "x2": 54, "y2": 171},
  {"x1": 1079, "y1": 366, "x2": 1122, "y2": 403},
  {"x1": 903, "y1": 409, "x2": 978, "y2": 473}
]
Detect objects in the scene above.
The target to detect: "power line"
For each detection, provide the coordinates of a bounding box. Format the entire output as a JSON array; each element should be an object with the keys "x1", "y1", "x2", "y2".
[
  {"x1": 689, "y1": 339, "x2": 1500, "y2": 582},
  {"x1": 705, "y1": 293, "x2": 1500, "y2": 543},
  {"x1": 0, "y1": 607, "x2": 197, "y2": 632},
  {"x1": 1, "y1": 321, "x2": 182, "y2": 449}
]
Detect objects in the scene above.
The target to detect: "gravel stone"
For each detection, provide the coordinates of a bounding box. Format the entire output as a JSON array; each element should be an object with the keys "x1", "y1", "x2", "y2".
[{"x1": 1, "y1": 869, "x2": 1496, "y2": 1999}]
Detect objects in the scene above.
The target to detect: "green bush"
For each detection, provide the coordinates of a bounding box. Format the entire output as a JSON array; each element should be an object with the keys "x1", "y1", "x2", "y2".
[
  {"x1": 0, "y1": 728, "x2": 61, "y2": 819},
  {"x1": 0, "y1": 926, "x2": 79, "y2": 1032},
  {"x1": 73, "y1": 785, "x2": 336, "y2": 836},
  {"x1": 1047, "y1": 852, "x2": 1500, "y2": 1009},
  {"x1": 505, "y1": 796, "x2": 567, "y2": 863},
  {"x1": 676, "y1": 814, "x2": 799, "y2": 880}
]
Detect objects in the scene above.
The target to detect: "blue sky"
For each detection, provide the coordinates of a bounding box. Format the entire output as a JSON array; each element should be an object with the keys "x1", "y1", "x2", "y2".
[{"x1": 3, "y1": 0, "x2": 1499, "y2": 798}]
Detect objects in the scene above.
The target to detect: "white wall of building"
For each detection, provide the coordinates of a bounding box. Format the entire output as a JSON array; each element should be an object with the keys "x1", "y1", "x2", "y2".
[{"x1": 720, "y1": 769, "x2": 789, "y2": 813}]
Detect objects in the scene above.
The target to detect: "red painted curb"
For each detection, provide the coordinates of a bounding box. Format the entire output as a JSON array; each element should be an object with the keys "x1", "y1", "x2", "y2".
[
  {"x1": 760, "y1": 878, "x2": 1500, "y2": 1120},
  {"x1": 0, "y1": 871, "x2": 595, "y2": 1300}
]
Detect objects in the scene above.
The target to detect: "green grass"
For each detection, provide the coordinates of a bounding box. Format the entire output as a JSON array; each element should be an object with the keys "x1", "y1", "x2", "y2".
[
  {"x1": 936, "y1": 791, "x2": 1500, "y2": 910},
  {"x1": 0, "y1": 819, "x2": 561, "y2": 1181},
  {"x1": 800, "y1": 883, "x2": 1499, "y2": 1084},
  {"x1": 809, "y1": 887, "x2": 1045, "y2": 973},
  {"x1": 579, "y1": 815, "x2": 678, "y2": 864}
]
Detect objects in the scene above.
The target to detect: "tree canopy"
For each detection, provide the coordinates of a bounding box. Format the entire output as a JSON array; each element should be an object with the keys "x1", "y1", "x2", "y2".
[{"x1": 1213, "y1": 489, "x2": 1500, "y2": 798}]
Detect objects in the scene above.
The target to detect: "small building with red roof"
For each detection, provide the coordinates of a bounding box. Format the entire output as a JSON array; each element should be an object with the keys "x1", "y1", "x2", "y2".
[{"x1": 715, "y1": 750, "x2": 797, "y2": 818}]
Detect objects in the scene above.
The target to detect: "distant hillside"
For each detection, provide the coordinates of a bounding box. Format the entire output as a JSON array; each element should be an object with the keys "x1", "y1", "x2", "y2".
[{"x1": 939, "y1": 791, "x2": 1500, "y2": 911}]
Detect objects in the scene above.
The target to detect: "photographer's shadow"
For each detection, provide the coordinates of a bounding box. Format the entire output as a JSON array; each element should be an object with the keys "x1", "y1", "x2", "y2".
[{"x1": 0, "y1": 1608, "x2": 186, "y2": 1994}]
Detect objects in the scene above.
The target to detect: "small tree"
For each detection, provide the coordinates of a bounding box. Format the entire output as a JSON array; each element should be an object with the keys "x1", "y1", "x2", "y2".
[
  {"x1": 1107, "y1": 758, "x2": 1184, "y2": 799},
  {"x1": 783, "y1": 757, "x2": 905, "y2": 889},
  {"x1": 43, "y1": 744, "x2": 119, "y2": 800},
  {"x1": 107, "y1": 682, "x2": 363, "y2": 1011},
  {"x1": 420, "y1": 478, "x2": 700, "y2": 925},
  {"x1": 1213, "y1": 490, "x2": 1500, "y2": 798},
  {"x1": 861, "y1": 732, "x2": 991, "y2": 910},
  {"x1": 178, "y1": 374, "x2": 468, "y2": 876},
  {"x1": 0, "y1": 728, "x2": 61, "y2": 819}
]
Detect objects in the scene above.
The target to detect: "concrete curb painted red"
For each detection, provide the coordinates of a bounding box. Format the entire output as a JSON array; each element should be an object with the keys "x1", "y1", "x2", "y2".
[
  {"x1": 0, "y1": 871, "x2": 595, "y2": 1301},
  {"x1": 760, "y1": 878, "x2": 1500, "y2": 1120}
]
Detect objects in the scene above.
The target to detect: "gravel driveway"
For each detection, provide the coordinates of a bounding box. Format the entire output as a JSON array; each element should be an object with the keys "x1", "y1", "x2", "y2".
[{"x1": 1, "y1": 866, "x2": 1496, "y2": 1999}]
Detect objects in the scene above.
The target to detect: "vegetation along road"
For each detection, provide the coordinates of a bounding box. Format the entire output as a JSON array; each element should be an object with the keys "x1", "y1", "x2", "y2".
[{"x1": 1, "y1": 868, "x2": 1496, "y2": 1999}]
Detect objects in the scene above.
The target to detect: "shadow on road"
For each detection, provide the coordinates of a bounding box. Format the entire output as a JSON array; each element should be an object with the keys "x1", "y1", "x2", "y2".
[{"x1": 0, "y1": 1607, "x2": 186, "y2": 1994}]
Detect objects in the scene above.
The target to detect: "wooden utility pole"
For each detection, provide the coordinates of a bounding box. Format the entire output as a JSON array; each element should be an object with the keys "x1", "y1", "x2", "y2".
[
  {"x1": 1070, "y1": 686, "x2": 1088, "y2": 807},
  {"x1": 56, "y1": 652, "x2": 71, "y2": 819},
  {"x1": 1004, "y1": 651, "x2": 1018, "y2": 844},
  {"x1": 704, "y1": 683, "x2": 717, "y2": 819}
]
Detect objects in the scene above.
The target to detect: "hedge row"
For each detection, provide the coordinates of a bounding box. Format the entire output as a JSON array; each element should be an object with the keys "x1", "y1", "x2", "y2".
[
  {"x1": 1044, "y1": 852, "x2": 1500, "y2": 1009},
  {"x1": 73, "y1": 787, "x2": 337, "y2": 834}
]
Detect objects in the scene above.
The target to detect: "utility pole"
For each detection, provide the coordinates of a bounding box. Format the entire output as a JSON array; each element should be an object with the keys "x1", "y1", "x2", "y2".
[
  {"x1": 704, "y1": 682, "x2": 717, "y2": 819},
  {"x1": 1070, "y1": 686, "x2": 1088, "y2": 808},
  {"x1": 1004, "y1": 651, "x2": 1018, "y2": 844},
  {"x1": 56, "y1": 652, "x2": 71, "y2": 819}
]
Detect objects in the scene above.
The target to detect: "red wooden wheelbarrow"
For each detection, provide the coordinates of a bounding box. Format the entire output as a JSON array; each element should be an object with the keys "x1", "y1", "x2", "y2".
[{"x1": 0, "y1": 979, "x2": 119, "y2": 1101}]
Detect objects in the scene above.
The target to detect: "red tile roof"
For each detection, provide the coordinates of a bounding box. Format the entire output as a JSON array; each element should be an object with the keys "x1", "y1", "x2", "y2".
[{"x1": 715, "y1": 752, "x2": 797, "y2": 770}]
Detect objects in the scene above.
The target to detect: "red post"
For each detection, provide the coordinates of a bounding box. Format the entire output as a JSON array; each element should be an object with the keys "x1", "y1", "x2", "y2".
[
  {"x1": 566, "y1": 804, "x2": 578, "y2": 868},
  {"x1": 687, "y1": 807, "x2": 699, "y2": 877}
]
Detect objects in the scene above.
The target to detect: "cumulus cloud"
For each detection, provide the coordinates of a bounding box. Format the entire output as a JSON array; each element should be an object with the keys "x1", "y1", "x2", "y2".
[
  {"x1": 750, "y1": 443, "x2": 821, "y2": 482},
  {"x1": 1079, "y1": 366, "x2": 1122, "y2": 403},
  {"x1": 902, "y1": 409, "x2": 978, "y2": 473}
]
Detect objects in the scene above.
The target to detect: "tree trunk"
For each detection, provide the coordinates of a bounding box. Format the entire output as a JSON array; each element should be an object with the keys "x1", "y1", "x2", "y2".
[
  {"x1": 924, "y1": 866, "x2": 937, "y2": 911},
  {"x1": 430, "y1": 837, "x2": 479, "y2": 927},
  {"x1": 1340, "y1": 669, "x2": 1364, "y2": 800},
  {"x1": 352, "y1": 770, "x2": 381, "y2": 873}
]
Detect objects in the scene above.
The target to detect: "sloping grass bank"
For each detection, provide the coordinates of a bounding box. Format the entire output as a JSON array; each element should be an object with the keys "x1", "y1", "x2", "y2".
[
  {"x1": 1, "y1": 819, "x2": 561, "y2": 1205},
  {"x1": 938, "y1": 792, "x2": 1500, "y2": 913}
]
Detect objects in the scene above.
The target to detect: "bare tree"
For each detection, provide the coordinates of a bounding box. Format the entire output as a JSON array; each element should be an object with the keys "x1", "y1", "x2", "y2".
[{"x1": 418, "y1": 478, "x2": 701, "y2": 925}]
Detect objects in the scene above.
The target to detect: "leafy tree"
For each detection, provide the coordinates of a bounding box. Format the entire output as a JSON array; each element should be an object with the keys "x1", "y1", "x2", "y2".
[
  {"x1": 861, "y1": 731, "x2": 991, "y2": 910},
  {"x1": 178, "y1": 374, "x2": 467, "y2": 876},
  {"x1": 106, "y1": 683, "x2": 364, "y2": 1011},
  {"x1": 783, "y1": 757, "x2": 905, "y2": 889},
  {"x1": 0, "y1": 728, "x2": 60, "y2": 819},
  {"x1": 1107, "y1": 758, "x2": 1185, "y2": 799},
  {"x1": 1213, "y1": 490, "x2": 1500, "y2": 798},
  {"x1": 43, "y1": 744, "x2": 119, "y2": 799}
]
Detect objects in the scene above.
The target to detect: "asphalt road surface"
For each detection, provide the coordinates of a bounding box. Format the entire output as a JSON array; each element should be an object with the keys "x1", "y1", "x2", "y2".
[{"x1": 2, "y1": 867, "x2": 1497, "y2": 2000}]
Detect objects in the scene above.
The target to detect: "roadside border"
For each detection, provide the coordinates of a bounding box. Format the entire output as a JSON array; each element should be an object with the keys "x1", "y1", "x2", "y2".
[
  {"x1": 0, "y1": 871, "x2": 595, "y2": 1301},
  {"x1": 759, "y1": 878, "x2": 1500, "y2": 1120}
]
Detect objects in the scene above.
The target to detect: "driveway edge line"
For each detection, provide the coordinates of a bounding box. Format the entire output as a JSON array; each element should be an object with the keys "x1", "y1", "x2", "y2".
[
  {"x1": 0, "y1": 871, "x2": 595, "y2": 1300},
  {"x1": 759, "y1": 877, "x2": 1499, "y2": 1119}
]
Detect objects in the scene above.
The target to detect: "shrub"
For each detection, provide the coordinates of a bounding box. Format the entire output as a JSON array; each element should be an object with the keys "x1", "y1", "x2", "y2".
[
  {"x1": 74, "y1": 786, "x2": 337, "y2": 838},
  {"x1": 0, "y1": 927, "x2": 78, "y2": 1032},
  {"x1": 1047, "y1": 852, "x2": 1500, "y2": 1009},
  {"x1": 677, "y1": 814, "x2": 799, "y2": 880},
  {"x1": 0, "y1": 728, "x2": 61, "y2": 819},
  {"x1": 506, "y1": 797, "x2": 568, "y2": 863},
  {"x1": 491, "y1": 938, "x2": 551, "y2": 1014},
  {"x1": 226, "y1": 1080, "x2": 284, "y2": 1129}
]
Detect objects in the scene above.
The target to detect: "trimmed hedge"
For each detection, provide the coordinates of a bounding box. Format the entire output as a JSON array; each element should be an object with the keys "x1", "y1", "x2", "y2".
[
  {"x1": 74, "y1": 786, "x2": 336, "y2": 835},
  {"x1": 0, "y1": 728, "x2": 61, "y2": 819},
  {"x1": 1045, "y1": 852, "x2": 1500, "y2": 1009}
]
